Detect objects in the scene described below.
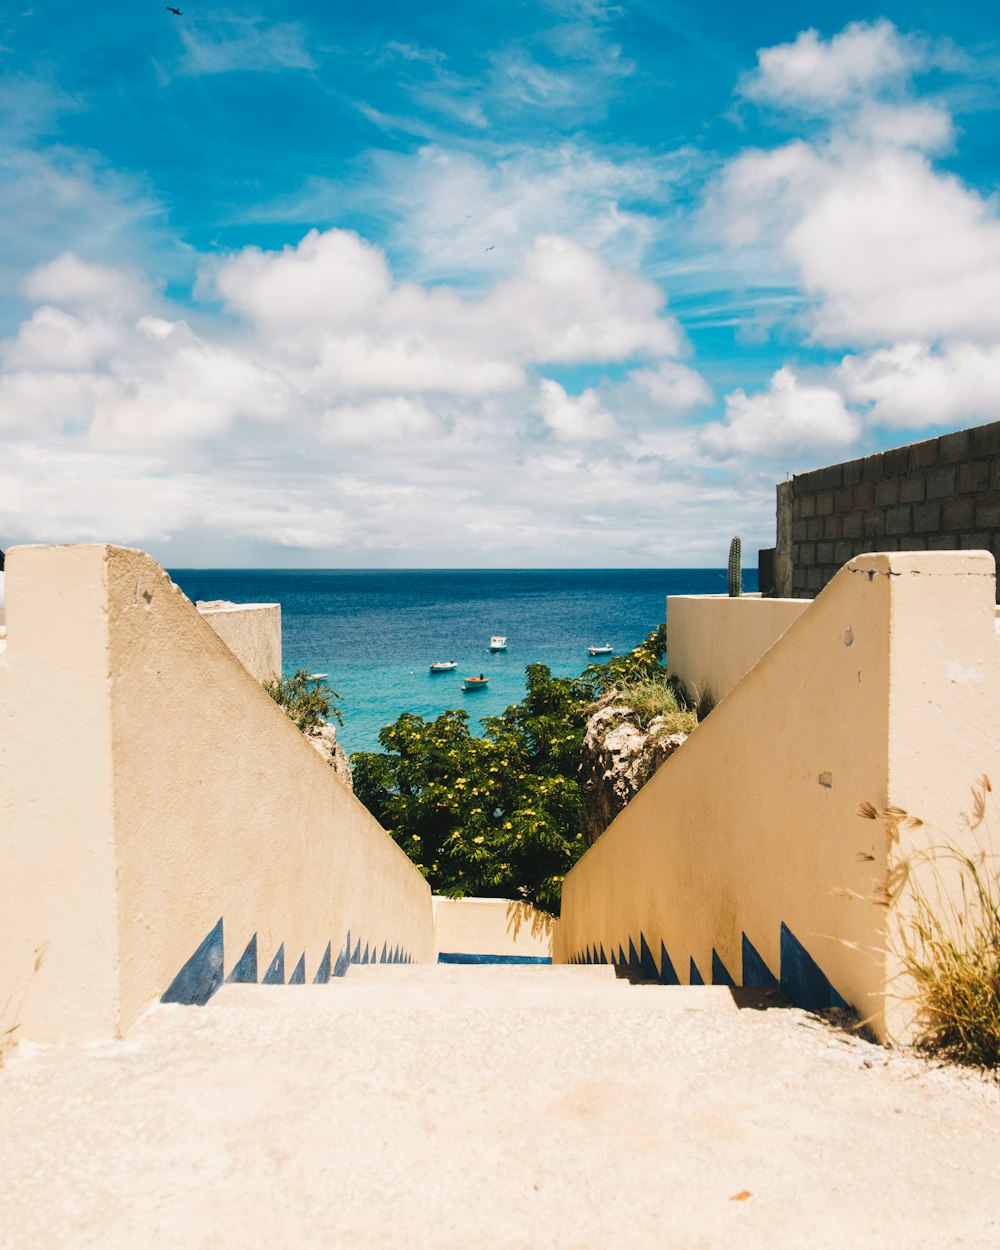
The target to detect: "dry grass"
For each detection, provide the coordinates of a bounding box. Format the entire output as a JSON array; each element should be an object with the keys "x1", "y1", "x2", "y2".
[
  {"x1": 588, "y1": 678, "x2": 697, "y2": 736},
  {"x1": 860, "y1": 777, "x2": 1000, "y2": 1067}
]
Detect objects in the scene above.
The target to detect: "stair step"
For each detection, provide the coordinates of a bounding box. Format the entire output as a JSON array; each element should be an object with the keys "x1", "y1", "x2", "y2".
[
  {"x1": 207, "y1": 980, "x2": 738, "y2": 1013},
  {"x1": 345, "y1": 962, "x2": 621, "y2": 982}
]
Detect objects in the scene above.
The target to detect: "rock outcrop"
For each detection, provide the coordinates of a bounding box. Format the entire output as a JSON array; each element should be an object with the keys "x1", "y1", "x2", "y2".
[
  {"x1": 306, "y1": 721, "x2": 353, "y2": 790},
  {"x1": 578, "y1": 705, "x2": 688, "y2": 845}
]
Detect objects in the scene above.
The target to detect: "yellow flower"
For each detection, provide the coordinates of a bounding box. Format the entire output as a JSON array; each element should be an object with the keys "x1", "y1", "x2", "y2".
[
  {"x1": 503, "y1": 822, "x2": 513, "y2": 830},
  {"x1": 473, "y1": 836, "x2": 484, "y2": 845}
]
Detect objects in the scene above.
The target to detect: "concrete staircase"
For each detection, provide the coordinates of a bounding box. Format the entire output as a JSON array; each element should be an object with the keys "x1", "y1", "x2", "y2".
[{"x1": 209, "y1": 961, "x2": 739, "y2": 1012}]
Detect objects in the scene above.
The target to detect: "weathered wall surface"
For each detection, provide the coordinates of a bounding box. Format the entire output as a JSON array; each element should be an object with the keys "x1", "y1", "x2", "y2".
[
  {"x1": 433, "y1": 897, "x2": 555, "y2": 961},
  {"x1": 556, "y1": 551, "x2": 1000, "y2": 1043},
  {"x1": 776, "y1": 422, "x2": 1000, "y2": 598},
  {"x1": 196, "y1": 601, "x2": 282, "y2": 685},
  {"x1": 1, "y1": 545, "x2": 435, "y2": 1043},
  {"x1": 666, "y1": 594, "x2": 808, "y2": 710}
]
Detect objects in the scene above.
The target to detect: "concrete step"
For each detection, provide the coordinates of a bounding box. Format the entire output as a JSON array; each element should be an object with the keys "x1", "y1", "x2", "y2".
[
  {"x1": 208, "y1": 979, "x2": 738, "y2": 1013},
  {"x1": 344, "y1": 961, "x2": 622, "y2": 983}
]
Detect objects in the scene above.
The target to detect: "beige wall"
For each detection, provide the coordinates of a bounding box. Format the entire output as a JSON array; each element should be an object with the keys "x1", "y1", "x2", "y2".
[
  {"x1": 197, "y1": 601, "x2": 282, "y2": 685},
  {"x1": 1, "y1": 545, "x2": 435, "y2": 1044},
  {"x1": 557, "y1": 551, "x2": 1000, "y2": 1043},
  {"x1": 666, "y1": 593, "x2": 808, "y2": 709},
  {"x1": 433, "y1": 897, "x2": 555, "y2": 960}
]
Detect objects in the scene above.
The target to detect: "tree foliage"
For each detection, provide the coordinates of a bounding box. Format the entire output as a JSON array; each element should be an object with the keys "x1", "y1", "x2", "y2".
[
  {"x1": 351, "y1": 626, "x2": 668, "y2": 915},
  {"x1": 264, "y1": 668, "x2": 343, "y2": 731}
]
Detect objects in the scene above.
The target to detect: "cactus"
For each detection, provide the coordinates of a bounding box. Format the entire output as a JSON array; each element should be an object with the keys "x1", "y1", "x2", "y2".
[{"x1": 727, "y1": 536, "x2": 742, "y2": 598}]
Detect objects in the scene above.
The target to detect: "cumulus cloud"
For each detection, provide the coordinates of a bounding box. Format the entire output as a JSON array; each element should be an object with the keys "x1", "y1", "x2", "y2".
[
  {"x1": 701, "y1": 367, "x2": 861, "y2": 457},
  {"x1": 839, "y1": 343, "x2": 1000, "y2": 429},
  {"x1": 740, "y1": 20, "x2": 925, "y2": 113},
  {"x1": 536, "y1": 378, "x2": 618, "y2": 441},
  {"x1": 715, "y1": 21, "x2": 1000, "y2": 353}
]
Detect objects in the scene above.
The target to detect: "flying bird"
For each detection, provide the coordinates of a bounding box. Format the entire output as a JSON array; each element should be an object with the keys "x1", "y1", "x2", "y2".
[
  {"x1": 166, "y1": 5, "x2": 182, "y2": 13},
  {"x1": 485, "y1": 245, "x2": 495, "y2": 252}
]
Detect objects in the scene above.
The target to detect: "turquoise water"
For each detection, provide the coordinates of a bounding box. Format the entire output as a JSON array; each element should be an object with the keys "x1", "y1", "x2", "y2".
[{"x1": 168, "y1": 569, "x2": 756, "y2": 756}]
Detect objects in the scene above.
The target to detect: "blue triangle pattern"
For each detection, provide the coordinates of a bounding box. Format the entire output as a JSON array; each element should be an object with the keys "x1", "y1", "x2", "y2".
[
  {"x1": 362, "y1": 942, "x2": 370, "y2": 965},
  {"x1": 639, "y1": 934, "x2": 659, "y2": 981},
  {"x1": 162, "y1": 917, "x2": 225, "y2": 1006},
  {"x1": 742, "y1": 933, "x2": 778, "y2": 988},
  {"x1": 351, "y1": 937, "x2": 362, "y2": 964},
  {"x1": 711, "y1": 950, "x2": 735, "y2": 987},
  {"x1": 227, "y1": 932, "x2": 258, "y2": 984},
  {"x1": 659, "y1": 941, "x2": 680, "y2": 985},
  {"x1": 380, "y1": 941, "x2": 388, "y2": 964},
  {"x1": 628, "y1": 937, "x2": 640, "y2": 973},
  {"x1": 314, "y1": 942, "x2": 332, "y2": 984},
  {"x1": 290, "y1": 954, "x2": 306, "y2": 985},
  {"x1": 334, "y1": 933, "x2": 352, "y2": 978},
  {"x1": 689, "y1": 958, "x2": 704, "y2": 986},
  {"x1": 263, "y1": 944, "x2": 285, "y2": 985},
  {"x1": 780, "y1": 923, "x2": 849, "y2": 1011}
]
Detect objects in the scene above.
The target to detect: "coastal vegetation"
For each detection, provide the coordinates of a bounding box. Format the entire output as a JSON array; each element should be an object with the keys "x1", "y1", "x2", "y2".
[
  {"x1": 351, "y1": 626, "x2": 694, "y2": 915},
  {"x1": 264, "y1": 669, "x2": 342, "y2": 732}
]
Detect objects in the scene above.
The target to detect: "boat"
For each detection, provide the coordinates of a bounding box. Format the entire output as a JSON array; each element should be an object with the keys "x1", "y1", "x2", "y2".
[
  {"x1": 429, "y1": 660, "x2": 458, "y2": 673},
  {"x1": 488, "y1": 636, "x2": 507, "y2": 651},
  {"x1": 587, "y1": 645, "x2": 613, "y2": 656},
  {"x1": 307, "y1": 672, "x2": 329, "y2": 681},
  {"x1": 462, "y1": 674, "x2": 489, "y2": 691}
]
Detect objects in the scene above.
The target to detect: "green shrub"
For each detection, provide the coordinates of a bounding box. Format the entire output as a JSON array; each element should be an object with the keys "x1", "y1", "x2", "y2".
[
  {"x1": 350, "y1": 626, "x2": 689, "y2": 916},
  {"x1": 264, "y1": 669, "x2": 342, "y2": 732}
]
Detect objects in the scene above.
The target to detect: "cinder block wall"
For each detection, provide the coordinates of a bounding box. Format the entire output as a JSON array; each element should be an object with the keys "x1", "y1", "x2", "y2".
[{"x1": 776, "y1": 421, "x2": 1000, "y2": 598}]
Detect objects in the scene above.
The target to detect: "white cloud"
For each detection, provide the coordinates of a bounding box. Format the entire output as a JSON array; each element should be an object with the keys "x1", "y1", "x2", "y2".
[
  {"x1": 714, "y1": 22, "x2": 1000, "y2": 350},
  {"x1": 701, "y1": 367, "x2": 861, "y2": 457},
  {"x1": 536, "y1": 378, "x2": 618, "y2": 441},
  {"x1": 23, "y1": 252, "x2": 151, "y2": 313},
  {"x1": 839, "y1": 342, "x2": 1000, "y2": 429},
  {"x1": 177, "y1": 16, "x2": 315, "y2": 76},
  {"x1": 740, "y1": 21, "x2": 925, "y2": 113},
  {"x1": 625, "y1": 361, "x2": 713, "y2": 418}
]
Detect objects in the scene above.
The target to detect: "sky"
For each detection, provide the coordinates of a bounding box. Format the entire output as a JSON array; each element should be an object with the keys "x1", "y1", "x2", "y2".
[{"x1": 1, "y1": 1, "x2": 998, "y2": 567}]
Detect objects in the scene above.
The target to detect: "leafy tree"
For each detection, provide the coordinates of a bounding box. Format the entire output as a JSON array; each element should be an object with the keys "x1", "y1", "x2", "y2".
[
  {"x1": 351, "y1": 626, "x2": 671, "y2": 915},
  {"x1": 264, "y1": 669, "x2": 343, "y2": 732}
]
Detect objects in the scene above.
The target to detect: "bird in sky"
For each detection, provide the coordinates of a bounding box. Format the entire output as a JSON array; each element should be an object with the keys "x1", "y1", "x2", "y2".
[
  {"x1": 485, "y1": 245, "x2": 495, "y2": 252},
  {"x1": 166, "y1": 5, "x2": 182, "y2": 13}
]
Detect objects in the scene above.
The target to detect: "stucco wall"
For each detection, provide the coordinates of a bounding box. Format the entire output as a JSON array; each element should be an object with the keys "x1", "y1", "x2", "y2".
[
  {"x1": 666, "y1": 594, "x2": 809, "y2": 710},
  {"x1": 196, "y1": 601, "x2": 282, "y2": 684},
  {"x1": 557, "y1": 550, "x2": 1000, "y2": 1043},
  {"x1": 0, "y1": 545, "x2": 435, "y2": 1043},
  {"x1": 433, "y1": 897, "x2": 555, "y2": 961}
]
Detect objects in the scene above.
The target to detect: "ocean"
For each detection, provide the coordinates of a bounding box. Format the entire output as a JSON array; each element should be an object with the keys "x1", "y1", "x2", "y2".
[{"x1": 168, "y1": 568, "x2": 757, "y2": 757}]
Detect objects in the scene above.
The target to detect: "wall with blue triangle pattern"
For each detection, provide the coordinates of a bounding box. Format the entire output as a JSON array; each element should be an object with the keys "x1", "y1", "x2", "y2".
[{"x1": 160, "y1": 919, "x2": 415, "y2": 1006}]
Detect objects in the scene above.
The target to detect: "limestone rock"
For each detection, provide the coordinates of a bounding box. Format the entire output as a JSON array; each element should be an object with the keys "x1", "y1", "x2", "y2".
[
  {"x1": 578, "y1": 705, "x2": 687, "y2": 845},
  {"x1": 306, "y1": 721, "x2": 353, "y2": 790}
]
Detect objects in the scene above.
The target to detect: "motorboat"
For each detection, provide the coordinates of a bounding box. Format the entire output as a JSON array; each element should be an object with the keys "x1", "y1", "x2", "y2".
[
  {"x1": 462, "y1": 675, "x2": 489, "y2": 691},
  {"x1": 307, "y1": 672, "x2": 329, "y2": 681},
  {"x1": 587, "y1": 645, "x2": 613, "y2": 656},
  {"x1": 488, "y1": 636, "x2": 507, "y2": 651},
  {"x1": 429, "y1": 660, "x2": 458, "y2": 673}
]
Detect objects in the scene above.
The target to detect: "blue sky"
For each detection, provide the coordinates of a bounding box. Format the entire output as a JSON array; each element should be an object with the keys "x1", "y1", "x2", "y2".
[{"x1": 1, "y1": 1, "x2": 998, "y2": 566}]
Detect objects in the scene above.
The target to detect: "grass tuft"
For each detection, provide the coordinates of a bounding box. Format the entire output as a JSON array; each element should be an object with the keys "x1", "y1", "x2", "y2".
[
  {"x1": 587, "y1": 677, "x2": 697, "y2": 736},
  {"x1": 866, "y1": 777, "x2": 1000, "y2": 1067}
]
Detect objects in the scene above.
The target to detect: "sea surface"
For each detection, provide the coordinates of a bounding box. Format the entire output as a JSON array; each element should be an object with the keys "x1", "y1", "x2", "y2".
[{"x1": 168, "y1": 568, "x2": 757, "y2": 757}]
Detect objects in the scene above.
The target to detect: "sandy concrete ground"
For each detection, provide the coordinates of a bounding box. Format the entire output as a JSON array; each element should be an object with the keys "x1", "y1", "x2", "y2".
[{"x1": 2, "y1": 967, "x2": 998, "y2": 1250}]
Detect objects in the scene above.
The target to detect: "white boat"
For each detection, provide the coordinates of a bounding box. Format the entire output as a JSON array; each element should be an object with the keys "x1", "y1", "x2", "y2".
[
  {"x1": 463, "y1": 675, "x2": 489, "y2": 691},
  {"x1": 488, "y1": 636, "x2": 507, "y2": 651},
  {"x1": 588, "y1": 645, "x2": 613, "y2": 656},
  {"x1": 307, "y1": 672, "x2": 329, "y2": 681},
  {"x1": 429, "y1": 660, "x2": 458, "y2": 673}
]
